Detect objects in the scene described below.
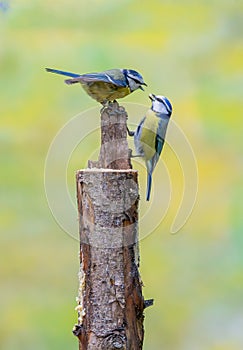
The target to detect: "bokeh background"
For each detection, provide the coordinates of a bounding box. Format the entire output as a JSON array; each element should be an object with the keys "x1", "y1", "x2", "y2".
[{"x1": 1, "y1": 0, "x2": 243, "y2": 349}]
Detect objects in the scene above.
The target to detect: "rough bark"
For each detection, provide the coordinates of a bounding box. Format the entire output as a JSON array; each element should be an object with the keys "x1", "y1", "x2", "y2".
[
  {"x1": 88, "y1": 101, "x2": 132, "y2": 170},
  {"x1": 73, "y1": 102, "x2": 150, "y2": 349}
]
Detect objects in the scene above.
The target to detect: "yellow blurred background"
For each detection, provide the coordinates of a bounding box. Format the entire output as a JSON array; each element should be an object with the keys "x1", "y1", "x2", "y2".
[{"x1": 1, "y1": 1, "x2": 243, "y2": 349}]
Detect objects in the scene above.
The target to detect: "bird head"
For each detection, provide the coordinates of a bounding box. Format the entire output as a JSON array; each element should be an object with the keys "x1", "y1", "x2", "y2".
[
  {"x1": 149, "y1": 93, "x2": 172, "y2": 116},
  {"x1": 123, "y1": 69, "x2": 147, "y2": 92}
]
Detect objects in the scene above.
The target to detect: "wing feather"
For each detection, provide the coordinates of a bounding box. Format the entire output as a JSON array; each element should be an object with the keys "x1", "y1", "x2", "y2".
[{"x1": 65, "y1": 72, "x2": 127, "y2": 87}]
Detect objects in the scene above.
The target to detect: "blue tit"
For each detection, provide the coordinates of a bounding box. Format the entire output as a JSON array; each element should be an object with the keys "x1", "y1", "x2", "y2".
[
  {"x1": 45, "y1": 68, "x2": 147, "y2": 105},
  {"x1": 128, "y1": 94, "x2": 172, "y2": 201}
]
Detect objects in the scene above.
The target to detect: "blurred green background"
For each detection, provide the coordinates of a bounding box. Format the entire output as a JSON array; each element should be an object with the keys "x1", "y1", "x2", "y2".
[{"x1": 1, "y1": 0, "x2": 243, "y2": 349}]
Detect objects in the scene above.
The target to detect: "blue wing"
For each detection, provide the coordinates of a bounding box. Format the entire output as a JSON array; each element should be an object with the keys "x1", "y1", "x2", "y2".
[
  {"x1": 147, "y1": 134, "x2": 164, "y2": 174},
  {"x1": 155, "y1": 134, "x2": 164, "y2": 156},
  {"x1": 66, "y1": 72, "x2": 127, "y2": 87},
  {"x1": 45, "y1": 68, "x2": 80, "y2": 78},
  {"x1": 134, "y1": 117, "x2": 146, "y2": 156}
]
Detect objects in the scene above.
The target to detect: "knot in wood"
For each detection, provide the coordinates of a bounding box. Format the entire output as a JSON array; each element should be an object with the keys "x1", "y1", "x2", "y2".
[{"x1": 101, "y1": 331, "x2": 126, "y2": 350}]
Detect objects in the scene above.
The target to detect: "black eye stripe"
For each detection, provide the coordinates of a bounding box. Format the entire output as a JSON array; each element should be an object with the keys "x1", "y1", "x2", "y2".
[
  {"x1": 128, "y1": 76, "x2": 142, "y2": 84},
  {"x1": 155, "y1": 98, "x2": 172, "y2": 113}
]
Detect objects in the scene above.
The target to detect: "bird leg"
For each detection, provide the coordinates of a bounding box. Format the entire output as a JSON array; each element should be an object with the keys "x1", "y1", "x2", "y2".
[
  {"x1": 128, "y1": 148, "x2": 142, "y2": 159},
  {"x1": 100, "y1": 100, "x2": 118, "y2": 113},
  {"x1": 127, "y1": 127, "x2": 142, "y2": 158}
]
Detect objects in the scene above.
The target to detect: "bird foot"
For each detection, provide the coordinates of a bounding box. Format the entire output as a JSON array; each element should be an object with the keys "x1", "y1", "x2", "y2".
[
  {"x1": 127, "y1": 126, "x2": 135, "y2": 137},
  {"x1": 128, "y1": 149, "x2": 142, "y2": 159}
]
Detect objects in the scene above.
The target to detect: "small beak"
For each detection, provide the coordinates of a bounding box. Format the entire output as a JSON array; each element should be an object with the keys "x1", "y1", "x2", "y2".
[
  {"x1": 139, "y1": 82, "x2": 147, "y2": 91},
  {"x1": 149, "y1": 93, "x2": 156, "y2": 101}
]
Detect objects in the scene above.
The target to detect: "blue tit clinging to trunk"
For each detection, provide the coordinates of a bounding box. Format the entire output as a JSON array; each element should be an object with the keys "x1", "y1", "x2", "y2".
[
  {"x1": 128, "y1": 94, "x2": 172, "y2": 201},
  {"x1": 45, "y1": 68, "x2": 147, "y2": 105}
]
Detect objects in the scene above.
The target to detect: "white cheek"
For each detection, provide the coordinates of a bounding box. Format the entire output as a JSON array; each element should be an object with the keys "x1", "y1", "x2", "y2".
[
  {"x1": 153, "y1": 100, "x2": 167, "y2": 114},
  {"x1": 127, "y1": 77, "x2": 139, "y2": 91}
]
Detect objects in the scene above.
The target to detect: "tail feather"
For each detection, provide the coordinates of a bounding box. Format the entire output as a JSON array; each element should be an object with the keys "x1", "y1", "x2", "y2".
[
  {"x1": 146, "y1": 172, "x2": 152, "y2": 201},
  {"x1": 45, "y1": 68, "x2": 80, "y2": 78}
]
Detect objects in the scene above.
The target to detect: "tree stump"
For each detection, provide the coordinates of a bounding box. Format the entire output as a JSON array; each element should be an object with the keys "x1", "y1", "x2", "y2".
[{"x1": 73, "y1": 102, "x2": 150, "y2": 349}]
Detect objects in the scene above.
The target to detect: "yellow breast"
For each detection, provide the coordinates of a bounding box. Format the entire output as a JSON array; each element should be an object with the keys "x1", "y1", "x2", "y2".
[
  {"x1": 81, "y1": 82, "x2": 130, "y2": 103},
  {"x1": 139, "y1": 110, "x2": 158, "y2": 160}
]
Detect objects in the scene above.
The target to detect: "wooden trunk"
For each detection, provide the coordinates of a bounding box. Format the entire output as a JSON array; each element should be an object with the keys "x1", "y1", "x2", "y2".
[{"x1": 73, "y1": 102, "x2": 147, "y2": 349}]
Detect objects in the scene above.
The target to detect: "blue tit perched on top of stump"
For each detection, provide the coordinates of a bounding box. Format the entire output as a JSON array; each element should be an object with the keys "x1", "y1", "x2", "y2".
[
  {"x1": 45, "y1": 67, "x2": 147, "y2": 105},
  {"x1": 128, "y1": 93, "x2": 172, "y2": 201}
]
